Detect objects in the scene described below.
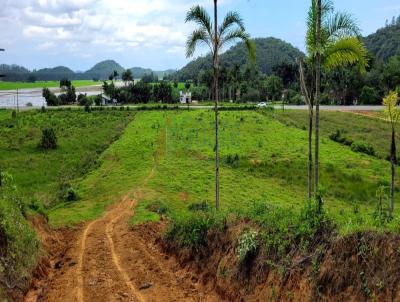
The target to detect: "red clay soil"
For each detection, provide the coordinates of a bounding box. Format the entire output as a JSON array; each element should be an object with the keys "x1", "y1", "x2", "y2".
[{"x1": 24, "y1": 168, "x2": 221, "y2": 302}]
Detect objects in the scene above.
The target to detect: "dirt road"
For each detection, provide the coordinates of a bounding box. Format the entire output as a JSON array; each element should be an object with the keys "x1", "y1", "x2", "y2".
[{"x1": 28, "y1": 165, "x2": 220, "y2": 302}]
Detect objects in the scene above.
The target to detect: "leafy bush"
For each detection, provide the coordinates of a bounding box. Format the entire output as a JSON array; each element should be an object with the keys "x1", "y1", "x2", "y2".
[
  {"x1": 66, "y1": 187, "x2": 78, "y2": 202},
  {"x1": 146, "y1": 200, "x2": 169, "y2": 215},
  {"x1": 39, "y1": 128, "x2": 57, "y2": 150},
  {"x1": 329, "y1": 130, "x2": 353, "y2": 146},
  {"x1": 351, "y1": 141, "x2": 375, "y2": 156},
  {"x1": 225, "y1": 153, "x2": 240, "y2": 168},
  {"x1": 165, "y1": 210, "x2": 226, "y2": 250},
  {"x1": 0, "y1": 173, "x2": 39, "y2": 290},
  {"x1": 241, "y1": 88, "x2": 261, "y2": 102},
  {"x1": 236, "y1": 229, "x2": 259, "y2": 263},
  {"x1": 188, "y1": 201, "x2": 210, "y2": 212},
  {"x1": 360, "y1": 86, "x2": 380, "y2": 105}
]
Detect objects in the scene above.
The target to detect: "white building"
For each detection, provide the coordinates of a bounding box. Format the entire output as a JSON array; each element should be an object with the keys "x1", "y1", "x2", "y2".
[{"x1": 180, "y1": 91, "x2": 192, "y2": 104}]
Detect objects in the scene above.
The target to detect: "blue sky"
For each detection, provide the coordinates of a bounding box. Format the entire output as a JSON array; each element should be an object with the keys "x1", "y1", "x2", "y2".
[{"x1": 0, "y1": 0, "x2": 399, "y2": 71}]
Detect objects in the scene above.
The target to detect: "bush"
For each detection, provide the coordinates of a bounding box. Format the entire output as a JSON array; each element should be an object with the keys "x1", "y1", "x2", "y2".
[
  {"x1": 329, "y1": 130, "x2": 353, "y2": 146},
  {"x1": 165, "y1": 210, "x2": 226, "y2": 250},
  {"x1": 0, "y1": 173, "x2": 39, "y2": 290},
  {"x1": 241, "y1": 88, "x2": 261, "y2": 103},
  {"x1": 236, "y1": 229, "x2": 259, "y2": 263},
  {"x1": 351, "y1": 141, "x2": 375, "y2": 156},
  {"x1": 66, "y1": 187, "x2": 78, "y2": 202},
  {"x1": 360, "y1": 86, "x2": 380, "y2": 105},
  {"x1": 188, "y1": 201, "x2": 210, "y2": 212},
  {"x1": 39, "y1": 128, "x2": 57, "y2": 150}
]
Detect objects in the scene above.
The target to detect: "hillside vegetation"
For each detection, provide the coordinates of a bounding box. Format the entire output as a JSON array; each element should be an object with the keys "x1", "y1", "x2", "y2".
[
  {"x1": 364, "y1": 22, "x2": 400, "y2": 62},
  {"x1": 174, "y1": 37, "x2": 304, "y2": 81}
]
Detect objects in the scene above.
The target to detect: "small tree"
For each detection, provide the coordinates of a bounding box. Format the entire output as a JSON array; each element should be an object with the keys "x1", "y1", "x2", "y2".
[
  {"x1": 383, "y1": 90, "x2": 400, "y2": 214},
  {"x1": 122, "y1": 70, "x2": 133, "y2": 85},
  {"x1": 39, "y1": 128, "x2": 57, "y2": 150}
]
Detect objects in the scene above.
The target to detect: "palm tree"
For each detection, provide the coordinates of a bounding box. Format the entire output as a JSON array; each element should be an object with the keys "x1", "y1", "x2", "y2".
[
  {"x1": 300, "y1": 0, "x2": 368, "y2": 200},
  {"x1": 383, "y1": 91, "x2": 400, "y2": 214},
  {"x1": 185, "y1": 2, "x2": 255, "y2": 209}
]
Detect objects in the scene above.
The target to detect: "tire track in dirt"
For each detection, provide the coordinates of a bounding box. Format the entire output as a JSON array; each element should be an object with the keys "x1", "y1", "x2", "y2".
[{"x1": 36, "y1": 122, "x2": 221, "y2": 302}]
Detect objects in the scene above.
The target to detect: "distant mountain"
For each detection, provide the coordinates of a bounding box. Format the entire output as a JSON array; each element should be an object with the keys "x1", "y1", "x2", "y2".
[
  {"x1": 84, "y1": 60, "x2": 125, "y2": 79},
  {"x1": 36, "y1": 66, "x2": 74, "y2": 74},
  {"x1": 129, "y1": 67, "x2": 175, "y2": 79},
  {"x1": 174, "y1": 37, "x2": 305, "y2": 81},
  {"x1": 364, "y1": 23, "x2": 400, "y2": 62}
]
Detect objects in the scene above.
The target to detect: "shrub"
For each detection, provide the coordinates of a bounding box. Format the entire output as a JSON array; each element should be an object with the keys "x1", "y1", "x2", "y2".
[
  {"x1": 11, "y1": 110, "x2": 17, "y2": 119},
  {"x1": 236, "y1": 229, "x2": 259, "y2": 263},
  {"x1": 188, "y1": 201, "x2": 210, "y2": 212},
  {"x1": 66, "y1": 187, "x2": 78, "y2": 202},
  {"x1": 39, "y1": 128, "x2": 57, "y2": 150},
  {"x1": 329, "y1": 130, "x2": 353, "y2": 146},
  {"x1": 241, "y1": 88, "x2": 261, "y2": 103},
  {"x1": 360, "y1": 86, "x2": 380, "y2": 105},
  {"x1": 165, "y1": 210, "x2": 226, "y2": 250},
  {"x1": 0, "y1": 173, "x2": 39, "y2": 290},
  {"x1": 146, "y1": 200, "x2": 169, "y2": 215},
  {"x1": 351, "y1": 141, "x2": 375, "y2": 156}
]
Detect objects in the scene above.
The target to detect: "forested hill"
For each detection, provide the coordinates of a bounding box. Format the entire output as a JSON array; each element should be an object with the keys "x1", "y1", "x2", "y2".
[
  {"x1": 364, "y1": 22, "x2": 400, "y2": 62},
  {"x1": 173, "y1": 37, "x2": 305, "y2": 81},
  {"x1": 84, "y1": 60, "x2": 125, "y2": 79}
]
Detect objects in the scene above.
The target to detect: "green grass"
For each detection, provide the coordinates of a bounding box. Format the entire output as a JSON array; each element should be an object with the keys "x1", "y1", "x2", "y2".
[
  {"x1": 0, "y1": 108, "x2": 393, "y2": 233},
  {"x1": 0, "y1": 80, "x2": 100, "y2": 90},
  {"x1": 0, "y1": 109, "x2": 134, "y2": 207},
  {"x1": 40, "y1": 109, "x2": 400, "y2": 233},
  {"x1": 268, "y1": 110, "x2": 396, "y2": 160}
]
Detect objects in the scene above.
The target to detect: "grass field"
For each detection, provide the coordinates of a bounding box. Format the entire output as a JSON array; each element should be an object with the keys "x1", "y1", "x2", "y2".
[
  {"x1": 269, "y1": 110, "x2": 397, "y2": 159},
  {"x1": 46, "y1": 109, "x2": 400, "y2": 233},
  {"x1": 0, "y1": 109, "x2": 134, "y2": 207},
  {"x1": 0, "y1": 80, "x2": 100, "y2": 90}
]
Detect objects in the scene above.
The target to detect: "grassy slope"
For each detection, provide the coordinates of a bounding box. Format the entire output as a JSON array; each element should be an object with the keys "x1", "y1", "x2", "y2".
[
  {"x1": 48, "y1": 111, "x2": 163, "y2": 227},
  {"x1": 0, "y1": 110, "x2": 134, "y2": 205},
  {"x1": 269, "y1": 110, "x2": 396, "y2": 159},
  {"x1": 0, "y1": 80, "x2": 100, "y2": 90},
  {"x1": 133, "y1": 111, "x2": 399, "y2": 233},
  {"x1": 43, "y1": 109, "x2": 399, "y2": 233}
]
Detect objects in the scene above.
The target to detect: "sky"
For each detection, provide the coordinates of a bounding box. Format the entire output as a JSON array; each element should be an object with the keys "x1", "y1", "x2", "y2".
[{"x1": 0, "y1": 0, "x2": 399, "y2": 72}]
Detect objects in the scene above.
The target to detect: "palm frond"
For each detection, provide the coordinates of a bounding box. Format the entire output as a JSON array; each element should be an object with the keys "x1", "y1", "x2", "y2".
[
  {"x1": 186, "y1": 28, "x2": 212, "y2": 58},
  {"x1": 221, "y1": 29, "x2": 256, "y2": 63},
  {"x1": 323, "y1": 37, "x2": 368, "y2": 73},
  {"x1": 219, "y1": 11, "x2": 245, "y2": 36},
  {"x1": 185, "y1": 5, "x2": 212, "y2": 36},
  {"x1": 326, "y1": 12, "x2": 360, "y2": 40}
]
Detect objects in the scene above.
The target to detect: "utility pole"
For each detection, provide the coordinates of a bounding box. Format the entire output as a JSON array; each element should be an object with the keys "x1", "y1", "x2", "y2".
[{"x1": 0, "y1": 48, "x2": 4, "y2": 187}]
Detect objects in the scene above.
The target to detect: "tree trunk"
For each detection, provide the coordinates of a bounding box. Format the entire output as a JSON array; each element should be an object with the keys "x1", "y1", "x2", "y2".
[
  {"x1": 390, "y1": 128, "x2": 397, "y2": 214},
  {"x1": 214, "y1": 0, "x2": 220, "y2": 210},
  {"x1": 314, "y1": 0, "x2": 322, "y2": 199},
  {"x1": 299, "y1": 59, "x2": 313, "y2": 200}
]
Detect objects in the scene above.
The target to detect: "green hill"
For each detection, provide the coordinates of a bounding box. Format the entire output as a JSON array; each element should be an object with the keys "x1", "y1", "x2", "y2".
[
  {"x1": 129, "y1": 67, "x2": 176, "y2": 79},
  {"x1": 364, "y1": 23, "x2": 400, "y2": 62},
  {"x1": 85, "y1": 60, "x2": 125, "y2": 79},
  {"x1": 175, "y1": 37, "x2": 305, "y2": 80}
]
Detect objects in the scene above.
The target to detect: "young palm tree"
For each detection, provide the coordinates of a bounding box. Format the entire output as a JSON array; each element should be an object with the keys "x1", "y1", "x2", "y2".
[
  {"x1": 300, "y1": 0, "x2": 368, "y2": 200},
  {"x1": 383, "y1": 91, "x2": 400, "y2": 214},
  {"x1": 185, "y1": 2, "x2": 255, "y2": 209}
]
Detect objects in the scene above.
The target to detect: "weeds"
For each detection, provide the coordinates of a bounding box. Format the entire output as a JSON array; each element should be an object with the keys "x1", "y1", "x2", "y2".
[{"x1": 236, "y1": 229, "x2": 259, "y2": 263}]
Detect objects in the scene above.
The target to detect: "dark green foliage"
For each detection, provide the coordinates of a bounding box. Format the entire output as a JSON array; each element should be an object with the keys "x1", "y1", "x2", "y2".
[
  {"x1": 351, "y1": 141, "x2": 376, "y2": 156},
  {"x1": 174, "y1": 38, "x2": 304, "y2": 81},
  {"x1": 11, "y1": 111, "x2": 16, "y2": 119},
  {"x1": 225, "y1": 153, "x2": 240, "y2": 168},
  {"x1": 66, "y1": 187, "x2": 78, "y2": 202},
  {"x1": 39, "y1": 128, "x2": 57, "y2": 150},
  {"x1": 241, "y1": 88, "x2": 261, "y2": 102},
  {"x1": 42, "y1": 88, "x2": 59, "y2": 106},
  {"x1": 360, "y1": 86, "x2": 380, "y2": 104},
  {"x1": 146, "y1": 200, "x2": 169, "y2": 215},
  {"x1": 329, "y1": 130, "x2": 353, "y2": 146},
  {"x1": 364, "y1": 24, "x2": 400, "y2": 62},
  {"x1": 188, "y1": 201, "x2": 210, "y2": 212},
  {"x1": 165, "y1": 210, "x2": 226, "y2": 250},
  {"x1": 0, "y1": 173, "x2": 39, "y2": 291}
]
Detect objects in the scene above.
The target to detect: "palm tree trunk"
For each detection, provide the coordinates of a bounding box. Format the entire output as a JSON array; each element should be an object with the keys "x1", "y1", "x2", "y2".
[
  {"x1": 214, "y1": 0, "x2": 220, "y2": 210},
  {"x1": 314, "y1": 0, "x2": 322, "y2": 199},
  {"x1": 299, "y1": 59, "x2": 313, "y2": 200},
  {"x1": 390, "y1": 128, "x2": 397, "y2": 214}
]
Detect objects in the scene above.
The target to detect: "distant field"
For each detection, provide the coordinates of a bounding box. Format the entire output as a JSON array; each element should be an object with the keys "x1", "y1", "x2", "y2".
[
  {"x1": 47, "y1": 110, "x2": 400, "y2": 234},
  {"x1": 0, "y1": 80, "x2": 100, "y2": 90}
]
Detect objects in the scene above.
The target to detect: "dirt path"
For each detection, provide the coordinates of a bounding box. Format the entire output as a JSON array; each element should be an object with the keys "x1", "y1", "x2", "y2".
[{"x1": 30, "y1": 164, "x2": 221, "y2": 302}]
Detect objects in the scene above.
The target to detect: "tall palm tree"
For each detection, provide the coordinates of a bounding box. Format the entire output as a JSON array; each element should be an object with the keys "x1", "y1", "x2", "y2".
[
  {"x1": 300, "y1": 0, "x2": 368, "y2": 200},
  {"x1": 185, "y1": 2, "x2": 255, "y2": 209}
]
